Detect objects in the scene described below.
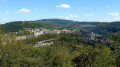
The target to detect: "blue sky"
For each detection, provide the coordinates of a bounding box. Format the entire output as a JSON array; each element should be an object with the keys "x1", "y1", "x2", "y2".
[{"x1": 0, "y1": 0, "x2": 120, "y2": 24}]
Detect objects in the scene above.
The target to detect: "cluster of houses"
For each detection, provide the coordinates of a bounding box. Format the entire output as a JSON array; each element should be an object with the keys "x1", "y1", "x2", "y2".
[
  {"x1": 16, "y1": 28, "x2": 75, "y2": 40},
  {"x1": 16, "y1": 28, "x2": 112, "y2": 45},
  {"x1": 32, "y1": 28, "x2": 75, "y2": 37}
]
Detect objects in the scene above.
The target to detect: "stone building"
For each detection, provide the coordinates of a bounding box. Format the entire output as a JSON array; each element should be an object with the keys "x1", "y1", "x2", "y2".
[{"x1": 16, "y1": 36, "x2": 27, "y2": 40}]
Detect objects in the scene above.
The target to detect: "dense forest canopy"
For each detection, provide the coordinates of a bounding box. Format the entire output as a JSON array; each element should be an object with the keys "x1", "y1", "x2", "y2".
[
  {"x1": 0, "y1": 19, "x2": 120, "y2": 67},
  {"x1": 1, "y1": 19, "x2": 120, "y2": 37},
  {"x1": 1, "y1": 21, "x2": 55, "y2": 32},
  {"x1": 1, "y1": 0, "x2": 120, "y2": 66},
  {"x1": 37, "y1": 19, "x2": 120, "y2": 36},
  {"x1": 88, "y1": 22, "x2": 120, "y2": 36},
  {"x1": 37, "y1": 19, "x2": 107, "y2": 30},
  {"x1": 0, "y1": 32, "x2": 120, "y2": 67}
]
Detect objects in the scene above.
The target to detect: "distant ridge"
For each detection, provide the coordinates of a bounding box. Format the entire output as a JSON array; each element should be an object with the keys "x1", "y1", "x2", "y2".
[
  {"x1": 88, "y1": 21, "x2": 120, "y2": 36},
  {"x1": 36, "y1": 19, "x2": 107, "y2": 30}
]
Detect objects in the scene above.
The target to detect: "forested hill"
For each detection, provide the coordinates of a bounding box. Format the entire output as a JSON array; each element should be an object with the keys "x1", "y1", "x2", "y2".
[
  {"x1": 1, "y1": 19, "x2": 120, "y2": 37},
  {"x1": 1, "y1": 21, "x2": 54, "y2": 32},
  {"x1": 36, "y1": 19, "x2": 107, "y2": 30},
  {"x1": 88, "y1": 22, "x2": 120, "y2": 36},
  {"x1": 36, "y1": 19, "x2": 120, "y2": 36}
]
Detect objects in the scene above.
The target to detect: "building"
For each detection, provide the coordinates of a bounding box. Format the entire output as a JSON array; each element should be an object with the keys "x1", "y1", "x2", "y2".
[
  {"x1": 32, "y1": 28, "x2": 75, "y2": 37},
  {"x1": 16, "y1": 36, "x2": 27, "y2": 40}
]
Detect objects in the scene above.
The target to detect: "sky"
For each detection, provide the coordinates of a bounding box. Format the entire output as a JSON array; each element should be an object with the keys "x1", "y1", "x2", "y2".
[{"x1": 0, "y1": 0, "x2": 120, "y2": 24}]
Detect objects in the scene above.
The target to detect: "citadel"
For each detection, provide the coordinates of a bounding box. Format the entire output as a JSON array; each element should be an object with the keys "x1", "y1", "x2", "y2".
[{"x1": 16, "y1": 28, "x2": 112, "y2": 46}]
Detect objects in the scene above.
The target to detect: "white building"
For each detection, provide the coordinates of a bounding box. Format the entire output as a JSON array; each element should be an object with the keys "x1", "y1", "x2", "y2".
[
  {"x1": 16, "y1": 36, "x2": 27, "y2": 40},
  {"x1": 34, "y1": 31, "x2": 43, "y2": 37}
]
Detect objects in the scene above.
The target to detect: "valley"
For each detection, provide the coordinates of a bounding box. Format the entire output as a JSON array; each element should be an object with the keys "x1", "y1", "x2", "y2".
[
  {"x1": 0, "y1": 19, "x2": 120, "y2": 67},
  {"x1": 1, "y1": 0, "x2": 120, "y2": 66}
]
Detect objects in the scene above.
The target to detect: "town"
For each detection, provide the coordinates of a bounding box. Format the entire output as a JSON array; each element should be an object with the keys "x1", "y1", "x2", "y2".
[
  {"x1": 16, "y1": 28, "x2": 75, "y2": 40},
  {"x1": 16, "y1": 28, "x2": 112, "y2": 46}
]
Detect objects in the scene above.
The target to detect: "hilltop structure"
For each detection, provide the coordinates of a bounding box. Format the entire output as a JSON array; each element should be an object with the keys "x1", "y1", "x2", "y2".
[
  {"x1": 16, "y1": 28, "x2": 75, "y2": 40},
  {"x1": 32, "y1": 28, "x2": 75, "y2": 37},
  {"x1": 16, "y1": 28, "x2": 112, "y2": 44}
]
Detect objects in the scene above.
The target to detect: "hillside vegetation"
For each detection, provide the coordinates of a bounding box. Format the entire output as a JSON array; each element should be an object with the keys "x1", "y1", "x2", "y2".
[
  {"x1": 0, "y1": 21, "x2": 120, "y2": 67},
  {"x1": 1, "y1": 19, "x2": 120, "y2": 37},
  {"x1": 37, "y1": 19, "x2": 107, "y2": 30},
  {"x1": 0, "y1": 32, "x2": 119, "y2": 67},
  {"x1": 1, "y1": 21, "x2": 54, "y2": 32},
  {"x1": 89, "y1": 22, "x2": 120, "y2": 36},
  {"x1": 37, "y1": 19, "x2": 120, "y2": 36}
]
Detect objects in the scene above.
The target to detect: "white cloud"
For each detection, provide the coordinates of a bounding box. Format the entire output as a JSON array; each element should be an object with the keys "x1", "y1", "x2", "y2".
[
  {"x1": 109, "y1": 12, "x2": 119, "y2": 16},
  {"x1": 83, "y1": 18, "x2": 87, "y2": 20},
  {"x1": 85, "y1": 14, "x2": 94, "y2": 16},
  {"x1": 104, "y1": 18, "x2": 112, "y2": 22},
  {"x1": 104, "y1": 18, "x2": 110, "y2": 20},
  {"x1": 57, "y1": 16, "x2": 63, "y2": 18},
  {"x1": 1, "y1": 19, "x2": 7, "y2": 21},
  {"x1": 81, "y1": 18, "x2": 87, "y2": 21},
  {"x1": 65, "y1": 15, "x2": 79, "y2": 19},
  {"x1": 70, "y1": 15, "x2": 78, "y2": 18},
  {"x1": 17, "y1": 8, "x2": 30, "y2": 13},
  {"x1": 104, "y1": 17, "x2": 120, "y2": 21},
  {"x1": 114, "y1": 17, "x2": 120, "y2": 20},
  {"x1": 56, "y1": 4, "x2": 71, "y2": 8},
  {"x1": 0, "y1": 19, "x2": 8, "y2": 24},
  {"x1": 57, "y1": 15, "x2": 78, "y2": 19},
  {"x1": 65, "y1": 16, "x2": 69, "y2": 19}
]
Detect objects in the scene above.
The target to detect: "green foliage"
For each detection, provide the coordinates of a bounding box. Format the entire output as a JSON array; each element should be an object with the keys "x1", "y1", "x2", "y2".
[
  {"x1": 72, "y1": 45, "x2": 115, "y2": 67},
  {"x1": 24, "y1": 34, "x2": 59, "y2": 44},
  {"x1": 89, "y1": 22, "x2": 120, "y2": 36},
  {"x1": 37, "y1": 19, "x2": 106, "y2": 30},
  {"x1": 109, "y1": 32, "x2": 120, "y2": 67},
  {"x1": 0, "y1": 32, "x2": 119, "y2": 67},
  {"x1": 1, "y1": 21, "x2": 54, "y2": 32},
  {"x1": 109, "y1": 31, "x2": 120, "y2": 43}
]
